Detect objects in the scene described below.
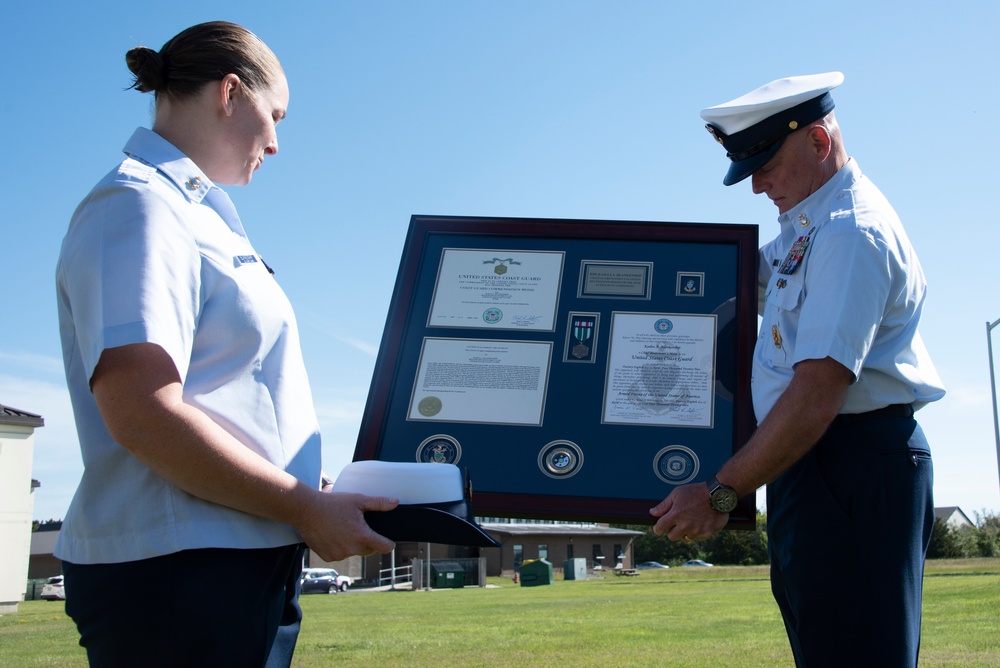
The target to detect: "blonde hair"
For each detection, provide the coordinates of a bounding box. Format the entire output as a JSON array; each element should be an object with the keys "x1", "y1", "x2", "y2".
[{"x1": 125, "y1": 21, "x2": 282, "y2": 101}]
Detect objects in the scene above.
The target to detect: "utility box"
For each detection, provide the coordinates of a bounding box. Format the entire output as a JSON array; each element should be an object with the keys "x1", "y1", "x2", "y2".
[
  {"x1": 431, "y1": 562, "x2": 465, "y2": 589},
  {"x1": 563, "y1": 557, "x2": 587, "y2": 581},
  {"x1": 519, "y1": 559, "x2": 553, "y2": 587}
]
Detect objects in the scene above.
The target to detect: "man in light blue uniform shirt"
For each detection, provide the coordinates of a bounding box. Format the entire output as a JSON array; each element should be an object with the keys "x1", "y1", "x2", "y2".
[{"x1": 651, "y1": 73, "x2": 945, "y2": 667}]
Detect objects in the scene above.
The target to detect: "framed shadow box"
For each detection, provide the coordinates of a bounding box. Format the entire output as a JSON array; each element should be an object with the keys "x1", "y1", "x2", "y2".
[{"x1": 354, "y1": 215, "x2": 759, "y2": 528}]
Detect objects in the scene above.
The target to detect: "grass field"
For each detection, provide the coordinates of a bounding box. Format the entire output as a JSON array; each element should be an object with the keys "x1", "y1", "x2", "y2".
[{"x1": 2, "y1": 559, "x2": 998, "y2": 667}]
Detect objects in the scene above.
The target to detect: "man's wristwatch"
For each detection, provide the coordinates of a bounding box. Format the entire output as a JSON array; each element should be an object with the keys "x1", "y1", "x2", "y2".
[{"x1": 706, "y1": 475, "x2": 739, "y2": 513}]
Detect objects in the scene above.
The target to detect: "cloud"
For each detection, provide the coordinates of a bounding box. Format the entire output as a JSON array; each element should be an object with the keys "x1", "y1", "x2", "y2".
[
  {"x1": 331, "y1": 334, "x2": 379, "y2": 358},
  {"x1": 0, "y1": 351, "x2": 65, "y2": 378},
  {"x1": 297, "y1": 308, "x2": 381, "y2": 358}
]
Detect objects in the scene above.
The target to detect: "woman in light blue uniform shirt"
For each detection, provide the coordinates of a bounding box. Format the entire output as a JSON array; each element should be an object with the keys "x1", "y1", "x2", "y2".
[{"x1": 56, "y1": 21, "x2": 397, "y2": 667}]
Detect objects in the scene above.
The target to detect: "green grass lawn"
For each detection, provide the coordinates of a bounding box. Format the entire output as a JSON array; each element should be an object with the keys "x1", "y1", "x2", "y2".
[{"x1": 2, "y1": 560, "x2": 997, "y2": 667}]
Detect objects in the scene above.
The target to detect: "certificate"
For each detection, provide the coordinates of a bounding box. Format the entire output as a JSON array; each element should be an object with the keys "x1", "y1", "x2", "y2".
[
  {"x1": 427, "y1": 249, "x2": 564, "y2": 331},
  {"x1": 602, "y1": 312, "x2": 717, "y2": 427},
  {"x1": 407, "y1": 337, "x2": 553, "y2": 426}
]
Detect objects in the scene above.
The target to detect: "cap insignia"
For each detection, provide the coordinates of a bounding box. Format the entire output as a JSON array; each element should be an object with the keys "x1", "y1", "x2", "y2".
[
  {"x1": 705, "y1": 124, "x2": 726, "y2": 145},
  {"x1": 789, "y1": 121, "x2": 799, "y2": 130}
]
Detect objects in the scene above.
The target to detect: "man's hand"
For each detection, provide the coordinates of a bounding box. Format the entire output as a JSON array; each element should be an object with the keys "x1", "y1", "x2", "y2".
[
  {"x1": 649, "y1": 483, "x2": 728, "y2": 542},
  {"x1": 648, "y1": 356, "x2": 853, "y2": 543}
]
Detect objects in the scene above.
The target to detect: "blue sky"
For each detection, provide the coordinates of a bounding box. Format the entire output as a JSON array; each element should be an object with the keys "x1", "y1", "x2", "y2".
[{"x1": 3, "y1": 1, "x2": 999, "y2": 522}]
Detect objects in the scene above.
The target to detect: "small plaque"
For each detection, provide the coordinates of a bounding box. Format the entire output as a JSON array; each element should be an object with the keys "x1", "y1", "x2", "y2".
[
  {"x1": 579, "y1": 261, "x2": 652, "y2": 299},
  {"x1": 676, "y1": 272, "x2": 705, "y2": 298}
]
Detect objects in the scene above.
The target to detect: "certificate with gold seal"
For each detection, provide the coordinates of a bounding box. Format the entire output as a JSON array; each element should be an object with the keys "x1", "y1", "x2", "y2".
[{"x1": 407, "y1": 337, "x2": 552, "y2": 426}]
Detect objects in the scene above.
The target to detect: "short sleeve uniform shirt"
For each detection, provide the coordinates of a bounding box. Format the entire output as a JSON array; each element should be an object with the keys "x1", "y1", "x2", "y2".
[
  {"x1": 753, "y1": 159, "x2": 945, "y2": 421},
  {"x1": 55, "y1": 127, "x2": 321, "y2": 564}
]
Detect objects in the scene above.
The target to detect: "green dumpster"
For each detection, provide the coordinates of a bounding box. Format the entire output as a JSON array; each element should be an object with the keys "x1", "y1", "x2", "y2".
[
  {"x1": 563, "y1": 557, "x2": 587, "y2": 581},
  {"x1": 519, "y1": 558, "x2": 553, "y2": 587},
  {"x1": 431, "y1": 561, "x2": 465, "y2": 589}
]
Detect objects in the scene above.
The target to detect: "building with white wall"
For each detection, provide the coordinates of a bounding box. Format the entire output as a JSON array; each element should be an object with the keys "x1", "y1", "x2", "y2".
[{"x1": 0, "y1": 404, "x2": 44, "y2": 613}]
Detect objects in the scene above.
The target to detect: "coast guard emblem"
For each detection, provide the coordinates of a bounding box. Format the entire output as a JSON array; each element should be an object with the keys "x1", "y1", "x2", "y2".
[{"x1": 482, "y1": 308, "x2": 503, "y2": 324}]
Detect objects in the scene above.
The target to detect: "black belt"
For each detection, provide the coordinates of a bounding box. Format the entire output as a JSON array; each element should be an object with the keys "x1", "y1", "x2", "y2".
[{"x1": 832, "y1": 403, "x2": 914, "y2": 428}]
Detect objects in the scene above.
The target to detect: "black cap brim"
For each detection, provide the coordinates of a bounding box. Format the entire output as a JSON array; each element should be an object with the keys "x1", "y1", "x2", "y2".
[
  {"x1": 723, "y1": 137, "x2": 784, "y2": 186},
  {"x1": 364, "y1": 501, "x2": 501, "y2": 548}
]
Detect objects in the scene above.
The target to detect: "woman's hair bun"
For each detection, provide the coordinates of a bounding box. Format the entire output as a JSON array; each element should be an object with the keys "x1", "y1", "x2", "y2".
[
  {"x1": 123, "y1": 23, "x2": 281, "y2": 101},
  {"x1": 125, "y1": 46, "x2": 166, "y2": 93}
]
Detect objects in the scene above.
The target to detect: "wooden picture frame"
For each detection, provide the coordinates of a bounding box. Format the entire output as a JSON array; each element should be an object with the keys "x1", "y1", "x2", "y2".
[{"x1": 355, "y1": 215, "x2": 758, "y2": 528}]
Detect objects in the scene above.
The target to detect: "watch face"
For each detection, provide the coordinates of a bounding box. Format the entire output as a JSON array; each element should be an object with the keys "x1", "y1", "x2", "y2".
[{"x1": 712, "y1": 487, "x2": 739, "y2": 513}]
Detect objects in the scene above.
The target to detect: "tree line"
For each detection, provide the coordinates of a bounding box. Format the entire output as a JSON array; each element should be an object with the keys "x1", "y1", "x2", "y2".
[
  {"x1": 616, "y1": 510, "x2": 1000, "y2": 566},
  {"x1": 926, "y1": 511, "x2": 1000, "y2": 559}
]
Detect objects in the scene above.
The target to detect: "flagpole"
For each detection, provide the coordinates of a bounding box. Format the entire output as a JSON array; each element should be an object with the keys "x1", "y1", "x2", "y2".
[{"x1": 987, "y1": 318, "x2": 1000, "y2": 498}]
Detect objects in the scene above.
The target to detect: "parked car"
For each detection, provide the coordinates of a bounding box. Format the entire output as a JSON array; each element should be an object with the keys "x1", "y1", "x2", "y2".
[
  {"x1": 635, "y1": 561, "x2": 670, "y2": 570},
  {"x1": 682, "y1": 559, "x2": 713, "y2": 567},
  {"x1": 41, "y1": 575, "x2": 66, "y2": 601},
  {"x1": 299, "y1": 568, "x2": 352, "y2": 594}
]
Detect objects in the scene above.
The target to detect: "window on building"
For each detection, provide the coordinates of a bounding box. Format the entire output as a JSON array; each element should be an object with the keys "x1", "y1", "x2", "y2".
[
  {"x1": 513, "y1": 544, "x2": 523, "y2": 569},
  {"x1": 538, "y1": 544, "x2": 548, "y2": 561},
  {"x1": 567, "y1": 543, "x2": 574, "y2": 560},
  {"x1": 593, "y1": 544, "x2": 605, "y2": 569}
]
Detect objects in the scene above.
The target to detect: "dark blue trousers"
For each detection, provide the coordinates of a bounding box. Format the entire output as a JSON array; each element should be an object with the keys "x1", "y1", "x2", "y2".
[
  {"x1": 63, "y1": 544, "x2": 305, "y2": 668},
  {"x1": 767, "y1": 413, "x2": 933, "y2": 667}
]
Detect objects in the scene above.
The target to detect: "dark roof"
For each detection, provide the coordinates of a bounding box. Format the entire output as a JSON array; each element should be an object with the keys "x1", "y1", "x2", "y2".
[
  {"x1": 934, "y1": 506, "x2": 974, "y2": 526},
  {"x1": 0, "y1": 404, "x2": 44, "y2": 428}
]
